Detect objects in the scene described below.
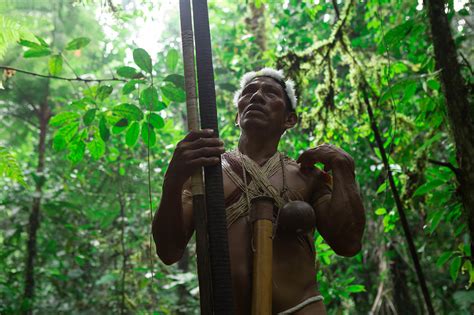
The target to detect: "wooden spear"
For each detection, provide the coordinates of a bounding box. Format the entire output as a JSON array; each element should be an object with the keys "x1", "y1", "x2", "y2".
[{"x1": 179, "y1": 0, "x2": 213, "y2": 313}]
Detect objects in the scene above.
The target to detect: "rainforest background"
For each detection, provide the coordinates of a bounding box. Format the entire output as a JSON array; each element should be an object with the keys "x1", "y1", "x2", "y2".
[{"x1": 0, "y1": 0, "x2": 473, "y2": 314}]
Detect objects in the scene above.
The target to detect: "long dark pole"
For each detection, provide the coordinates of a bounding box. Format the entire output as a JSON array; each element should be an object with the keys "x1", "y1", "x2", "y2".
[
  {"x1": 362, "y1": 88, "x2": 435, "y2": 315},
  {"x1": 179, "y1": 0, "x2": 213, "y2": 313},
  {"x1": 191, "y1": 0, "x2": 234, "y2": 313}
]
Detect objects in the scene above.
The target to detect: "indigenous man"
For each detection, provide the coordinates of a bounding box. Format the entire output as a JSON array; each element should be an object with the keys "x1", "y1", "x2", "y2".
[{"x1": 153, "y1": 68, "x2": 366, "y2": 314}]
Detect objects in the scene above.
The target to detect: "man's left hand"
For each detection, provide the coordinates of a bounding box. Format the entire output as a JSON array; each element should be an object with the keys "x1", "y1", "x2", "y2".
[{"x1": 297, "y1": 144, "x2": 355, "y2": 173}]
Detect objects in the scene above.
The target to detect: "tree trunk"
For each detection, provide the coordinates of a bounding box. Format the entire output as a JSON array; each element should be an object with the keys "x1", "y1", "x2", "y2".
[
  {"x1": 246, "y1": 1, "x2": 267, "y2": 52},
  {"x1": 427, "y1": 0, "x2": 474, "y2": 255},
  {"x1": 23, "y1": 86, "x2": 51, "y2": 314}
]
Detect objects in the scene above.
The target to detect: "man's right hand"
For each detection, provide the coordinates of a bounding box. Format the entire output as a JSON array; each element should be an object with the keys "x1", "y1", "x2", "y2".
[{"x1": 165, "y1": 129, "x2": 225, "y2": 187}]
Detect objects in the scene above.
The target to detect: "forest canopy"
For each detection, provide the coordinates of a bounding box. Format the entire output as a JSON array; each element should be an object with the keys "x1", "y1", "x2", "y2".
[{"x1": 0, "y1": 0, "x2": 473, "y2": 314}]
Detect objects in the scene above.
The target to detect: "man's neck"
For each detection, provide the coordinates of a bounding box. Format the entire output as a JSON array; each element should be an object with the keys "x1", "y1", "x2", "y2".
[{"x1": 237, "y1": 130, "x2": 281, "y2": 165}]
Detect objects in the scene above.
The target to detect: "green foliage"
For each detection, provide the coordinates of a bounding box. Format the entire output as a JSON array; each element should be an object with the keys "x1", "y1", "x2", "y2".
[
  {"x1": 65, "y1": 37, "x2": 91, "y2": 50},
  {"x1": 1, "y1": 1, "x2": 472, "y2": 314},
  {"x1": 48, "y1": 54, "x2": 63, "y2": 75},
  {"x1": 133, "y1": 48, "x2": 153, "y2": 73},
  {"x1": 0, "y1": 146, "x2": 28, "y2": 187}
]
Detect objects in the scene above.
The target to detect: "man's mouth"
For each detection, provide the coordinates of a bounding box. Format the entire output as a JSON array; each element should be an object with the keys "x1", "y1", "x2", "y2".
[{"x1": 245, "y1": 104, "x2": 266, "y2": 115}]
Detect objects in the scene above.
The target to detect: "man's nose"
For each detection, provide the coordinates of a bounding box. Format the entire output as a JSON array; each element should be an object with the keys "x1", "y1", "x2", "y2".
[{"x1": 249, "y1": 89, "x2": 265, "y2": 104}]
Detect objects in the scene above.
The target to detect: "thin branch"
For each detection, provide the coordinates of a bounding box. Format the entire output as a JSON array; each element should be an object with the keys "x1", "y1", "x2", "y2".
[
  {"x1": 428, "y1": 158, "x2": 461, "y2": 178},
  {"x1": 1, "y1": 66, "x2": 126, "y2": 83},
  {"x1": 332, "y1": 0, "x2": 340, "y2": 19}
]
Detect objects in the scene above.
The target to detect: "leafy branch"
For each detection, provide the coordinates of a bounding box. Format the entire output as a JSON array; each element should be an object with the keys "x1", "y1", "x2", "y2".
[{"x1": 0, "y1": 66, "x2": 126, "y2": 83}]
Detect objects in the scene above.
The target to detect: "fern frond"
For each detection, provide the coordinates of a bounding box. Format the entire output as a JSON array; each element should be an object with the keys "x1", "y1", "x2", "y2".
[
  {"x1": 0, "y1": 145, "x2": 28, "y2": 188},
  {"x1": 0, "y1": 16, "x2": 34, "y2": 60}
]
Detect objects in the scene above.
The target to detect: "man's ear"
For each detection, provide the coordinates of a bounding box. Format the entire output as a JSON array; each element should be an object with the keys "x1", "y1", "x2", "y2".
[
  {"x1": 235, "y1": 112, "x2": 240, "y2": 126},
  {"x1": 284, "y1": 111, "x2": 298, "y2": 129}
]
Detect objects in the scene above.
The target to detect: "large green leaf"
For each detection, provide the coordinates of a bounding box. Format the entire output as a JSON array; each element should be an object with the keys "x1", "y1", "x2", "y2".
[
  {"x1": 378, "y1": 20, "x2": 414, "y2": 53},
  {"x1": 50, "y1": 112, "x2": 80, "y2": 127},
  {"x1": 140, "y1": 86, "x2": 159, "y2": 109},
  {"x1": 122, "y1": 79, "x2": 146, "y2": 95},
  {"x1": 53, "y1": 134, "x2": 67, "y2": 151},
  {"x1": 450, "y1": 256, "x2": 461, "y2": 282},
  {"x1": 148, "y1": 113, "x2": 164, "y2": 129},
  {"x1": 141, "y1": 123, "x2": 156, "y2": 147},
  {"x1": 99, "y1": 117, "x2": 110, "y2": 142},
  {"x1": 24, "y1": 47, "x2": 51, "y2": 58},
  {"x1": 436, "y1": 251, "x2": 453, "y2": 267},
  {"x1": 116, "y1": 66, "x2": 141, "y2": 79},
  {"x1": 166, "y1": 48, "x2": 179, "y2": 71},
  {"x1": 112, "y1": 103, "x2": 144, "y2": 121},
  {"x1": 164, "y1": 74, "x2": 185, "y2": 90},
  {"x1": 83, "y1": 109, "x2": 96, "y2": 126},
  {"x1": 413, "y1": 179, "x2": 444, "y2": 197},
  {"x1": 67, "y1": 140, "x2": 86, "y2": 164},
  {"x1": 58, "y1": 122, "x2": 80, "y2": 143},
  {"x1": 161, "y1": 84, "x2": 186, "y2": 103},
  {"x1": 48, "y1": 54, "x2": 63, "y2": 75},
  {"x1": 87, "y1": 136, "x2": 105, "y2": 160},
  {"x1": 96, "y1": 85, "x2": 113, "y2": 101},
  {"x1": 65, "y1": 37, "x2": 91, "y2": 50},
  {"x1": 126, "y1": 122, "x2": 140, "y2": 147},
  {"x1": 133, "y1": 48, "x2": 152, "y2": 73},
  {"x1": 18, "y1": 39, "x2": 43, "y2": 49}
]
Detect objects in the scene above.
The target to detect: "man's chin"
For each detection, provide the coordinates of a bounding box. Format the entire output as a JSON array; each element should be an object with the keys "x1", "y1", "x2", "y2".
[{"x1": 240, "y1": 118, "x2": 268, "y2": 130}]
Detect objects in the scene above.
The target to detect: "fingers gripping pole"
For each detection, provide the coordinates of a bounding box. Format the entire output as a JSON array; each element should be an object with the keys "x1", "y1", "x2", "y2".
[
  {"x1": 192, "y1": 0, "x2": 234, "y2": 313},
  {"x1": 179, "y1": 0, "x2": 213, "y2": 313}
]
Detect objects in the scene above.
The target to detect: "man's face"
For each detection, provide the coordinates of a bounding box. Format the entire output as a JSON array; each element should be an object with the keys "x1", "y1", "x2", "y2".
[{"x1": 236, "y1": 76, "x2": 295, "y2": 133}]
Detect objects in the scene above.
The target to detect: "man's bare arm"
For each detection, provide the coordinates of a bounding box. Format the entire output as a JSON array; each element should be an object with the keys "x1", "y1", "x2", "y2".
[
  {"x1": 299, "y1": 144, "x2": 366, "y2": 257},
  {"x1": 152, "y1": 130, "x2": 224, "y2": 265}
]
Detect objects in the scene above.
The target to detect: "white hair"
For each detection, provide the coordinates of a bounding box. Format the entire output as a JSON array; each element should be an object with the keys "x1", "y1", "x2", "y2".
[{"x1": 233, "y1": 67, "x2": 297, "y2": 110}]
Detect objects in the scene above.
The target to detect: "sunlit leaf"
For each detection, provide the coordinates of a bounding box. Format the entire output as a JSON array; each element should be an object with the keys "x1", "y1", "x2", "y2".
[
  {"x1": 141, "y1": 122, "x2": 156, "y2": 147},
  {"x1": 48, "y1": 54, "x2": 63, "y2": 75},
  {"x1": 166, "y1": 48, "x2": 179, "y2": 71},
  {"x1": 87, "y1": 136, "x2": 105, "y2": 160},
  {"x1": 18, "y1": 39, "x2": 43, "y2": 49},
  {"x1": 126, "y1": 122, "x2": 140, "y2": 147},
  {"x1": 50, "y1": 112, "x2": 80, "y2": 127},
  {"x1": 83, "y1": 109, "x2": 96, "y2": 126},
  {"x1": 133, "y1": 48, "x2": 152, "y2": 73},
  {"x1": 35, "y1": 35, "x2": 49, "y2": 47},
  {"x1": 161, "y1": 84, "x2": 185, "y2": 103},
  {"x1": 116, "y1": 66, "x2": 141, "y2": 79},
  {"x1": 96, "y1": 85, "x2": 113, "y2": 101},
  {"x1": 24, "y1": 48, "x2": 51, "y2": 58},
  {"x1": 164, "y1": 74, "x2": 185, "y2": 90},
  {"x1": 99, "y1": 117, "x2": 110, "y2": 142},
  {"x1": 53, "y1": 134, "x2": 67, "y2": 151},
  {"x1": 58, "y1": 122, "x2": 80, "y2": 143},
  {"x1": 65, "y1": 37, "x2": 91, "y2": 50},
  {"x1": 67, "y1": 140, "x2": 86, "y2": 164},
  {"x1": 112, "y1": 103, "x2": 144, "y2": 121},
  {"x1": 140, "y1": 86, "x2": 159, "y2": 109},
  {"x1": 148, "y1": 113, "x2": 164, "y2": 129}
]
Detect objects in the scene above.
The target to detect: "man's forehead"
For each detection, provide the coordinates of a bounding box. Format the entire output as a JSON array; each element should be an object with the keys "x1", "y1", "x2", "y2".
[{"x1": 245, "y1": 76, "x2": 285, "y2": 89}]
